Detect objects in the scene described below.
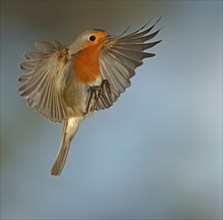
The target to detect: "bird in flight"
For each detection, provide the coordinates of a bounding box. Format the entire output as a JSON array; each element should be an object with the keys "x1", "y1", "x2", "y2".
[{"x1": 18, "y1": 18, "x2": 162, "y2": 176}]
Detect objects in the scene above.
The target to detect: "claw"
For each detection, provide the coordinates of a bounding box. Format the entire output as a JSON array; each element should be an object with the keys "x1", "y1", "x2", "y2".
[{"x1": 85, "y1": 79, "x2": 112, "y2": 113}]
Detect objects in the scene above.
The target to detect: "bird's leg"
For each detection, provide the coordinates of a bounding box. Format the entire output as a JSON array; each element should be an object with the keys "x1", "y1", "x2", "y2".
[
  {"x1": 85, "y1": 79, "x2": 112, "y2": 114},
  {"x1": 85, "y1": 85, "x2": 102, "y2": 114},
  {"x1": 89, "y1": 86, "x2": 103, "y2": 111},
  {"x1": 97, "y1": 79, "x2": 112, "y2": 107},
  {"x1": 85, "y1": 88, "x2": 94, "y2": 114}
]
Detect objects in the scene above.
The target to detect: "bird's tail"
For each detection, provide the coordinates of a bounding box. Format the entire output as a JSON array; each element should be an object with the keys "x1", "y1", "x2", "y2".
[{"x1": 51, "y1": 116, "x2": 83, "y2": 176}]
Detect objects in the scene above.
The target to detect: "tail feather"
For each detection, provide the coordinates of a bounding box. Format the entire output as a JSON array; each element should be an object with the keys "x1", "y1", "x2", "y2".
[{"x1": 51, "y1": 116, "x2": 82, "y2": 176}]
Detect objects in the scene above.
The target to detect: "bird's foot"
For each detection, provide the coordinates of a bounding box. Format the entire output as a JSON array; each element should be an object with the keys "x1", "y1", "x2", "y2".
[{"x1": 85, "y1": 79, "x2": 111, "y2": 114}]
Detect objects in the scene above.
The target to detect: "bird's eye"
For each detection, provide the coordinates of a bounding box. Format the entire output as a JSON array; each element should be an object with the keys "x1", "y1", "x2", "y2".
[{"x1": 89, "y1": 35, "x2": 96, "y2": 41}]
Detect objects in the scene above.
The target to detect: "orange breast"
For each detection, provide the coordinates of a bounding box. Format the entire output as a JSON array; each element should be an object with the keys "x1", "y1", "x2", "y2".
[{"x1": 73, "y1": 44, "x2": 102, "y2": 84}]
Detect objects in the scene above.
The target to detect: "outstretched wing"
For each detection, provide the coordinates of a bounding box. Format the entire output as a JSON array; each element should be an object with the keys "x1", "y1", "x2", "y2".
[
  {"x1": 18, "y1": 41, "x2": 72, "y2": 122},
  {"x1": 97, "y1": 18, "x2": 162, "y2": 110}
]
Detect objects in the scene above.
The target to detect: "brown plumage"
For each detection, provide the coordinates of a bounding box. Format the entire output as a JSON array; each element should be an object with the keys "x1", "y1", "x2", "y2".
[{"x1": 18, "y1": 18, "x2": 162, "y2": 176}]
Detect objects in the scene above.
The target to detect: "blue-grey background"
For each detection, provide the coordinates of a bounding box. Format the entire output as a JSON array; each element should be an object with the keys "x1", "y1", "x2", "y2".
[{"x1": 1, "y1": 1, "x2": 222, "y2": 219}]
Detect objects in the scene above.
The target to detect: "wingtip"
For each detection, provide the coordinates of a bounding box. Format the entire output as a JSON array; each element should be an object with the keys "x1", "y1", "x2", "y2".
[
  {"x1": 156, "y1": 39, "x2": 162, "y2": 44},
  {"x1": 34, "y1": 41, "x2": 40, "y2": 49},
  {"x1": 143, "y1": 16, "x2": 162, "y2": 30},
  {"x1": 19, "y1": 62, "x2": 25, "y2": 70},
  {"x1": 156, "y1": 16, "x2": 162, "y2": 24}
]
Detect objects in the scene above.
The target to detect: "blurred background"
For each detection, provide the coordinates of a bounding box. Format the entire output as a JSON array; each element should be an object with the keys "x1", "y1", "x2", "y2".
[{"x1": 1, "y1": 1, "x2": 222, "y2": 219}]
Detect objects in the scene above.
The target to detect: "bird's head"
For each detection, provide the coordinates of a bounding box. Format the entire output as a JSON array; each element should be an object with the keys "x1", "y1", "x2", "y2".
[{"x1": 69, "y1": 29, "x2": 113, "y2": 55}]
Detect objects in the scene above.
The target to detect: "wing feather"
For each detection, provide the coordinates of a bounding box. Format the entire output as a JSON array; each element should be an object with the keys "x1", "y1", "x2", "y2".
[
  {"x1": 117, "y1": 18, "x2": 161, "y2": 41},
  {"x1": 18, "y1": 41, "x2": 71, "y2": 122},
  {"x1": 113, "y1": 40, "x2": 161, "y2": 51},
  {"x1": 98, "y1": 18, "x2": 162, "y2": 109}
]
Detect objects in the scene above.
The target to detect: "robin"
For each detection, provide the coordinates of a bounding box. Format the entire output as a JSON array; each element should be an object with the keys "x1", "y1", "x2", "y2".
[{"x1": 18, "y1": 18, "x2": 162, "y2": 176}]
